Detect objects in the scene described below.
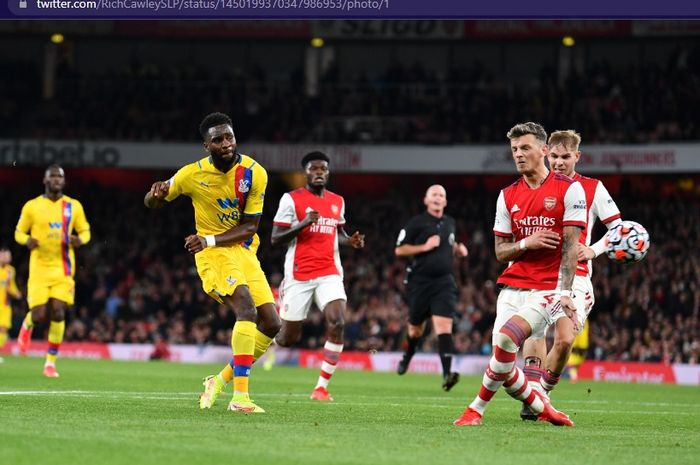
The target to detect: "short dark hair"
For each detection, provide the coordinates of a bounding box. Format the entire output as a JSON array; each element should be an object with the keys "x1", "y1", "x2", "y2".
[
  {"x1": 44, "y1": 164, "x2": 63, "y2": 176},
  {"x1": 199, "y1": 112, "x2": 233, "y2": 139},
  {"x1": 301, "y1": 151, "x2": 330, "y2": 168},
  {"x1": 506, "y1": 122, "x2": 547, "y2": 143}
]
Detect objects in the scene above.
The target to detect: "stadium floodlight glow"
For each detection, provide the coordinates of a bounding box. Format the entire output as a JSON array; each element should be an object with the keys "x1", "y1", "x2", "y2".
[
  {"x1": 562, "y1": 36, "x2": 575, "y2": 47},
  {"x1": 310, "y1": 37, "x2": 325, "y2": 48},
  {"x1": 50, "y1": 33, "x2": 65, "y2": 44}
]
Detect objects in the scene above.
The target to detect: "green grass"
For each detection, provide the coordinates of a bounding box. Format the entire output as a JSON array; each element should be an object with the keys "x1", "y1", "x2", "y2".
[{"x1": 1, "y1": 356, "x2": 698, "y2": 465}]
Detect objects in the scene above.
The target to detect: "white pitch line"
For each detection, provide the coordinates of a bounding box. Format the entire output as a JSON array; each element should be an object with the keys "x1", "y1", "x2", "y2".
[{"x1": 0, "y1": 390, "x2": 698, "y2": 415}]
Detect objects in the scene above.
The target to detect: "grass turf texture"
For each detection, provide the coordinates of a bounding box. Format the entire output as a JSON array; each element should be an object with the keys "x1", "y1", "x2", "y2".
[{"x1": 1, "y1": 356, "x2": 698, "y2": 465}]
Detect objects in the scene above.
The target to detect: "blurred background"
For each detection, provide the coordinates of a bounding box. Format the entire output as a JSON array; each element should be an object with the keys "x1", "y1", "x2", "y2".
[{"x1": 0, "y1": 20, "x2": 698, "y2": 365}]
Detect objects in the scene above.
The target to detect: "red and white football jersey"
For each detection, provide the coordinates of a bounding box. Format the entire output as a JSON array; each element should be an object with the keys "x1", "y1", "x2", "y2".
[
  {"x1": 573, "y1": 173, "x2": 621, "y2": 277},
  {"x1": 273, "y1": 188, "x2": 346, "y2": 281},
  {"x1": 493, "y1": 172, "x2": 587, "y2": 290}
]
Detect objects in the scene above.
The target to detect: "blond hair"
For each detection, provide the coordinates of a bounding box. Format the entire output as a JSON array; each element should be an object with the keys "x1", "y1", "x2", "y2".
[{"x1": 548, "y1": 130, "x2": 581, "y2": 151}]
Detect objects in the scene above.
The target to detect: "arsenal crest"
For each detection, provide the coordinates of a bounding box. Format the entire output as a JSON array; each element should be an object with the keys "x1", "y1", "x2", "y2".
[
  {"x1": 331, "y1": 204, "x2": 339, "y2": 215},
  {"x1": 544, "y1": 196, "x2": 556, "y2": 210}
]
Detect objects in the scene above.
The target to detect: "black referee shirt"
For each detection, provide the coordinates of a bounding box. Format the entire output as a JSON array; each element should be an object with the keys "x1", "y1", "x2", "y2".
[{"x1": 396, "y1": 212, "x2": 457, "y2": 280}]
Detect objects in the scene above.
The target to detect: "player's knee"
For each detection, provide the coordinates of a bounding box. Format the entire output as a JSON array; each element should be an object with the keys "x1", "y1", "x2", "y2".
[
  {"x1": 275, "y1": 326, "x2": 301, "y2": 347},
  {"x1": 328, "y1": 318, "x2": 345, "y2": 337},
  {"x1": 553, "y1": 334, "x2": 575, "y2": 352},
  {"x1": 493, "y1": 331, "x2": 519, "y2": 353},
  {"x1": 407, "y1": 326, "x2": 423, "y2": 338}
]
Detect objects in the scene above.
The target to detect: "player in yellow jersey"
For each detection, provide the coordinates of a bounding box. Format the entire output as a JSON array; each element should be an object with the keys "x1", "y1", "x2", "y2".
[
  {"x1": 145, "y1": 112, "x2": 280, "y2": 413},
  {"x1": 0, "y1": 247, "x2": 22, "y2": 363},
  {"x1": 15, "y1": 165, "x2": 91, "y2": 377}
]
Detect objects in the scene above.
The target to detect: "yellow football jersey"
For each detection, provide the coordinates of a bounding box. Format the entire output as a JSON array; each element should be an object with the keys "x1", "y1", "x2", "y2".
[
  {"x1": 15, "y1": 195, "x2": 91, "y2": 280},
  {"x1": 165, "y1": 154, "x2": 268, "y2": 248},
  {"x1": 0, "y1": 264, "x2": 20, "y2": 309}
]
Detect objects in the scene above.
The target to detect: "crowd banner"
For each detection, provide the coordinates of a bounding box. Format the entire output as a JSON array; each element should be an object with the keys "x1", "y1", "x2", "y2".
[{"x1": 1, "y1": 139, "x2": 698, "y2": 174}]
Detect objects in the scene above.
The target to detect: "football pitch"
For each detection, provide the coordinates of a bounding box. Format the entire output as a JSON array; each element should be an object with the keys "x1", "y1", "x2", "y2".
[{"x1": 1, "y1": 357, "x2": 698, "y2": 465}]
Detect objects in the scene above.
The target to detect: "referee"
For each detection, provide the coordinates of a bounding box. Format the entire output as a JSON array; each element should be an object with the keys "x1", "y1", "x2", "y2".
[{"x1": 395, "y1": 185, "x2": 468, "y2": 391}]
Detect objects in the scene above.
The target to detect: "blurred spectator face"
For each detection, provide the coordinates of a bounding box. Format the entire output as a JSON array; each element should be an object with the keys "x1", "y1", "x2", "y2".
[
  {"x1": 204, "y1": 124, "x2": 236, "y2": 164},
  {"x1": 423, "y1": 184, "x2": 447, "y2": 213},
  {"x1": 305, "y1": 159, "x2": 329, "y2": 188},
  {"x1": 0, "y1": 249, "x2": 10, "y2": 266},
  {"x1": 509, "y1": 134, "x2": 547, "y2": 176},
  {"x1": 547, "y1": 143, "x2": 581, "y2": 177}
]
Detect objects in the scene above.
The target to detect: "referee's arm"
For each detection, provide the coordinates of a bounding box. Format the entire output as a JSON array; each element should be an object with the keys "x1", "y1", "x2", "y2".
[{"x1": 395, "y1": 235, "x2": 440, "y2": 257}]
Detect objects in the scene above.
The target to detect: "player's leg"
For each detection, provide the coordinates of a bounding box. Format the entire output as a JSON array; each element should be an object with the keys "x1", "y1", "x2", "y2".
[
  {"x1": 0, "y1": 304, "x2": 11, "y2": 361},
  {"x1": 43, "y1": 298, "x2": 68, "y2": 378},
  {"x1": 310, "y1": 276, "x2": 347, "y2": 400},
  {"x1": 18, "y1": 279, "x2": 49, "y2": 354},
  {"x1": 567, "y1": 320, "x2": 589, "y2": 383},
  {"x1": 431, "y1": 315, "x2": 459, "y2": 390},
  {"x1": 430, "y1": 279, "x2": 460, "y2": 391},
  {"x1": 519, "y1": 334, "x2": 548, "y2": 421},
  {"x1": 398, "y1": 283, "x2": 429, "y2": 375}
]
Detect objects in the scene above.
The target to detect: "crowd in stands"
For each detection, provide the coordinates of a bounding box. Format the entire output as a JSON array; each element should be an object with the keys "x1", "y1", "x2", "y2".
[
  {"x1": 2, "y1": 175, "x2": 698, "y2": 364},
  {"x1": 2, "y1": 44, "x2": 700, "y2": 144}
]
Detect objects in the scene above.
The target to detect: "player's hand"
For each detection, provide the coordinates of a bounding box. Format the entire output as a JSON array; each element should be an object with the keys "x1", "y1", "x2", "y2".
[
  {"x1": 69, "y1": 235, "x2": 83, "y2": 248},
  {"x1": 302, "y1": 210, "x2": 320, "y2": 226},
  {"x1": 454, "y1": 242, "x2": 468, "y2": 258},
  {"x1": 26, "y1": 238, "x2": 39, "y2": 250},
  {"x1": 559, "y1": 295, "x2": 580, "y2": 332},
  {"x1": 523, "y1": 230, "x2": 560, "y2": 250},
  {"x1": 350, "y1": 231, "x2": 365, "y2": 249},
  {"x1": 577, "y1": 243, "x2": 595, "y2": 261},
  {"x1": 149, "y1": 181, "x2": 170, "y2": 200},
  {"x1": 184, "y1": 235, "x2": 206, "y2": 254},
  {"x1": 423, "y1": 234, "x2": 441, "y2": 251}
]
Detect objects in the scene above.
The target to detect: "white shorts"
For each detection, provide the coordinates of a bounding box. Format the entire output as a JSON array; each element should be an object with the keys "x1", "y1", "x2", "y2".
[
  {"x1": 493, "y1": 287, "x2": 566, "y2": 346},
  {"x1": 279, "y1": 274, "x2": 347, "y2": 322},
  {"x1": 529, "y1": 275, "x2": 595, "y2": 338}
]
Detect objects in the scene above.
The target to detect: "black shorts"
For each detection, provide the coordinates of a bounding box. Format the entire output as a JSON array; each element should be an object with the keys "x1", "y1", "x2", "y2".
[{"x1": 406, "y1": 275, "x2": 457, "y2": 326}]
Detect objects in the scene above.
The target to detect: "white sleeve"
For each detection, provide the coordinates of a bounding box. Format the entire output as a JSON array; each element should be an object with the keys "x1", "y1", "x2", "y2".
[
  {"x1": 493, "y1": 190, "x2": 512, "y2": 236},
  {"x1": 339, "y1": 197, "x2": 346, "y2": 226},
  {"x1": 592, "y1": 181, "x2": 622, "y2": 225},
  {"x1": 563, "y1": 182, "x2": 587, "y2": 227},
  {"x1": 272, "y1": 193, "x2": 297, "y2": 227}
]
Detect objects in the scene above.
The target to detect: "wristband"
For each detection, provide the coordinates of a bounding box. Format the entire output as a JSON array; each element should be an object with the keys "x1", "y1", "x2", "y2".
[
  {"x1": 204, "y1": 235, "x2": 216, "y2": 248},
  {"x1": 559, "y1": 290, "x2": 573, "y2": 298},
  {"x1": 519, "y1": 239, "x2": 527, "y2": 250}
]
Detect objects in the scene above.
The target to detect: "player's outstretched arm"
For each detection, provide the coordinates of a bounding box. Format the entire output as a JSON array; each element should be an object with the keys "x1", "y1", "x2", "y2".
[
  {"x1": 453, "y1": 242, "x2": 468, "y2": 258},
  {"x1": 395, "y1": 234, "x2": 440, "y2": 257},
  {"x1": 270, "y1": 210, "x2": 319, "y2": 247},
  {"x1": 338, "y1": 228, "x2": 365, "y2": 249},
  {"x1": 144, "y1": 181, "x2": 170, "y2": 209},
  {"x1": 184, "y1": 216, "x2": 261, "y2": 254}
]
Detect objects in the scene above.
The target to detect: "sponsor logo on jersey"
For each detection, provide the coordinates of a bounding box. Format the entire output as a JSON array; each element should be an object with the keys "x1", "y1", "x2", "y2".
[
  {"x1": 226, "y1": 276, "x2": 237, "y2": 287},
  {"x1": 49, "y1": 222, "x2": 62, "y2": 229},
  {"x1": 217, "y1": 197, "x2": 239, "y2": 209},
  {"x1": 511, "y1": 204, "x2": 520, "y2": 213}
]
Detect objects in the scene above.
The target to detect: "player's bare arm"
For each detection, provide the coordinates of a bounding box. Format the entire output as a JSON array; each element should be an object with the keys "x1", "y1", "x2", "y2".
[
  {"x1": 453, "y1": 242, "x2": 468, "y2": 258},
  {"x1": 338, "y1": 228, "x2": 365, "y2": 249},
  {"x1": 494, "y1": 230, "x2": 560, "y2": 263},
  {"x1": 270, "y1": 210, "x2": 320, "y2": 247},
  {"x1": 69, "y1": 235, "x2": 83, "y2": 248},
  {"x1": 25, "y1": 237, "x2": 39, "y2": 250},
  {"x1": 144, "y1": 181, "x2": 170, "y2": 209},
  {"x1": 559, "y1": 225, "x2": 583, "y2": 330},
  {"x1": 577, "y1": 242, "x2": 596, "y2": 261},
  {"x1": 395, "y1": 234, "x2": 440, "y2": 257},
  {"x1": 184, "y1": 216, "x2": 261, "y2": 254}
]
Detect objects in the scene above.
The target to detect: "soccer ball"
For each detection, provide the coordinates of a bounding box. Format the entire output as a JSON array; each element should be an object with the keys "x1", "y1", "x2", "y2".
[{"x1": 604, "y1": 220, "x2": 650, "y2": 264}]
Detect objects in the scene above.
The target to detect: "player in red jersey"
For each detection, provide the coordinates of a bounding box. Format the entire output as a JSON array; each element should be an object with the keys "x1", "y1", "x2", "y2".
[
  {"x1": 271, "y1": 151, "x2": 365, "y2": 401},
  {"x1": 453, "y1": 122, "x2": 585, "y2": 427},
  {"x1": 519, "y1": 129, "x2": 622, "y2": 420}
]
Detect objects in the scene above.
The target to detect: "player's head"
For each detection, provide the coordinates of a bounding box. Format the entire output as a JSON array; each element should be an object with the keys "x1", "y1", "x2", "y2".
[
  {"x1": 506, "y1": 122, "x2": 549, "y2": 176},
  {"x1": 547, "y1": 130, "x2": 582, "y2": 177},
  {"x1": 301, "y1": 151, "x2": 330, "y2": 189},
  {"x1": 43, "y1": 164, "x2": 65, "y2": 194},
  {"x1": 200, "y1": 112, "x2": 236, "y2": 164},
  {"x1": 424, "y1": 184, "x2": 447, "y2": 214},
  {"x1": 0, "y1": 247, "x2": 10, "y2": 266}
]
